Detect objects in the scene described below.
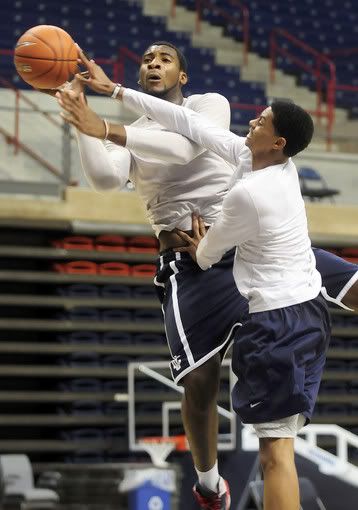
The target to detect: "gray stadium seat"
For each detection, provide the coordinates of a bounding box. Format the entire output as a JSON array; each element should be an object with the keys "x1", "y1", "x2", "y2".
[{"x1": 0, "y1": 454, "x2": 59, "y2": 509}]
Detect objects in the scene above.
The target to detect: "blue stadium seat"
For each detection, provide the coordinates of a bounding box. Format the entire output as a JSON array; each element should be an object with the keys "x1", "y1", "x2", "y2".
[
  {"x1": 101, "y1": 309, "x2": 132, "y2": 321},
  {"x1": 101, "y1": 331, "x2": 133, "y2": 344},
  {"x1": 133, "y1": 333, "x2": 165, "y2": 344},
  {"x1": 58, "y1": 378, "x2": 103, "y2": 393},
  {"x1": 56, "y1": 284, "x2": 99, "y2": 297},
  {"x1": 101, "y1": 284, "x2": 131, "y2": 298},
  {"x1": 57, "y1": 331, "x2": 101, "y2": 344}
]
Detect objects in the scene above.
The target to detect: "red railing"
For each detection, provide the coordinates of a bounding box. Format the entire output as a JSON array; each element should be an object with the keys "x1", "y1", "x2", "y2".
[
  {"x1": 0, "y1": 50, "x2": 121, "y2": 182},
  {"x1": 324, "y1": 47, "x2": 358, "y2": 95},
  {"x1": 270, "y1": 28, "x2": 336, "y2": 149},
  {"x1": 171, "y1": 0, "x2": 249, "y2": 65},
  {"x1": 94, "y1": 56, "x2": 121, "y2": 83},
  {"x1": 117, "y1": 47, "x2": 141, "y2": 84},
  {"x1": 3, "y1": 36, "x2": 355, "y2": 156},
  {"x1": 325, "y1": 47, "x2": 358, "y2": 58},
  {"x1": 0, "y1": 72, "x2": 66, "y2": 181}
]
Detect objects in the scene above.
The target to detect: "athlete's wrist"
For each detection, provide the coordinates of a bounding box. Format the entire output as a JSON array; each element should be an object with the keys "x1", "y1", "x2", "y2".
[{"x1": 110, "y1": 83, "x2": 123, "y2": 100}]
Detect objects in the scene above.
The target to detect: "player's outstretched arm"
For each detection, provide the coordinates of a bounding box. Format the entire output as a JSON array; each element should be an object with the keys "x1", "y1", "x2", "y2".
[
  {"x1": 56, "y1": 87, "x2": 199, "y2": 166},
  {"x1": 75, "y1": 48, "x2": 233, "y2": 166},
  {"x1": 57, "y1": 89, "x2": 130, "y2": 191},
  {"x1": 120, "y1": 88, "x2": 248, "y2": 167},
  {"x1": 75, "y1": 49, "x2": 247, "y2": 165}
]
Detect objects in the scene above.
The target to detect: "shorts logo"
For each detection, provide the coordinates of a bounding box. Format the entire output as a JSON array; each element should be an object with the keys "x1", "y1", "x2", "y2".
[
  {"x1": 171, "y1": 355, "x2": 181, "y2": 371},
  {"x1": 250, "y1": 401, "x2": 262, "y2": 408}
]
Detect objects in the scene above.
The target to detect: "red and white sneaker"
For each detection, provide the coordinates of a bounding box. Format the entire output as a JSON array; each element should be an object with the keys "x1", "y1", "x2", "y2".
[{"x1": 193, "y1": 477, "x2": 231, "y2": 510}]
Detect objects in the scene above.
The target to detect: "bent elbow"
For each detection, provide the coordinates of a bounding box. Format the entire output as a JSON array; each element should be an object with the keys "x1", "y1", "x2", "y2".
[{"x1": 90, "y1": 174, "x2": 127, "y2": 192}]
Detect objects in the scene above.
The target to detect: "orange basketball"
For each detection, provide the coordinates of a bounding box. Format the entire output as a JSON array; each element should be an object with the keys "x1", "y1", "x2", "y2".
[{"x1": 14, "y1": 25, "x2": 78, "y2": 89}]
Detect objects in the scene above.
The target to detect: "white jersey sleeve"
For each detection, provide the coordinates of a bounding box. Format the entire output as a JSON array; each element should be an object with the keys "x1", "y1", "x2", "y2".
[
  {"x1": 196, "y1": 182, "x2": 259, "y2": 270},
  {"x1": 76, "y1": 131, "x2": 131, "y2": 191},
  {"x1": 125, "y1": 127, "x2": 203, "y2": 165},
  {"x1": 125, "y1": 92, "x2": 231, "y2": 165},
  {"x1": 123, "y1": 88, "x2": 247, "y2": 166}
]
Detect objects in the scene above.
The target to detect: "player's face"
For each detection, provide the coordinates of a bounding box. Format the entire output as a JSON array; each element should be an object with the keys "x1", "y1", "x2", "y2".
[
  {"x1": 139, "y1": 45, "x2": 187, "y2": 97},
  {"x1": 245, "y1": 107, "x2": 285, "y2": 156}
]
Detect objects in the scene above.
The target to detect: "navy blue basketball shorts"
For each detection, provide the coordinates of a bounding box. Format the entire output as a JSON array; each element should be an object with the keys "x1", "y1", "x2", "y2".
[
  {"x1": 231, "y1": 294, "x2": 331, "y2": 424},
  {"x1": 154, "y1": 248, "x2": 249, "y2": 384},
  {"x1": 313, "y1": 248, "x2": 358, "y2": 310}
]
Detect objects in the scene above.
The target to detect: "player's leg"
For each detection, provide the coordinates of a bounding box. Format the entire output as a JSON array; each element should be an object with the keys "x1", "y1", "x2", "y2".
[
  {"x1": 259, "y1": 437, "x2": 299, "y2": 510},
  {"x1": 155, "y1": 248, "x2": 245, "y2": 508},
  {"x1": 181, "y1": 354, "x2": 221, "y2": 471},
  {"x1": 182, "y1": 355, "x2": 231, "y2": 509},
  {"x1": 343, "y1": 280, "x2": 358, "y2": 310},
  {"x1": 254, "y1": 414, "x2": 305, "y2": 510},
  {"x1": 231, "y1": 295, "x2": 330, "y2": 509},
  {"x1": 313, "y1": 247, "x2": 358, "y2": 311}
]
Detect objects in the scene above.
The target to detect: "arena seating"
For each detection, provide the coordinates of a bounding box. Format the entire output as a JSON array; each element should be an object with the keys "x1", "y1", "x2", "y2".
[
  {"x1": 0, "y1": 0, "x2": 267, "y2": 109},
  {"x1": 177, "y1": 0, "x2": 358, "y2": 116},
  {"x1": 0, "y1": 222, "x2": 357, "y2": 469},
  {"x1": 1, "y1": 0, "x2": 357, "y2": 123}
]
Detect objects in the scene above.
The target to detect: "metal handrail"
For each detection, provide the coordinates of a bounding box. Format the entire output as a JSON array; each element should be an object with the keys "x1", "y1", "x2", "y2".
[{"x1": 270, "y1": 28, "x2": 336, "y2": 149}]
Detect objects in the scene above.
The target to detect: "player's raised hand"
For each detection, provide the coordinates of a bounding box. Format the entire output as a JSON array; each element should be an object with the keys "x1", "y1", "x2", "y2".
[
  {"x1": 35, "y1": 72, "x2": 87, "y2": 97},
  {"x1": 75, "y1": 45, "x2": 116, "y2": 96},
  {"x1": 56, "y1": 89, "x2": 106, "y2": 139},
  {"x1": 174, "y1": 214, "x2": 207, "y2": 263}
]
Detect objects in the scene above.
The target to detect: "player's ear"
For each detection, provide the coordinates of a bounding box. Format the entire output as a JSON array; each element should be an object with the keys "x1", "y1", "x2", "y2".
[
  {"x1": 274, "y1": 136, "x2": 286, "y2": 152},
  {"x1": 179, "y1": 71, "x2": 188, "y2": 86}
]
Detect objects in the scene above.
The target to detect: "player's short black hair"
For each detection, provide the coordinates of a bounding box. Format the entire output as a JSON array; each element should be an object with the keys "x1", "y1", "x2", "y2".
[
  {"x1": 145, "y1": 41, "x2": 188, "y2": 73},
  {"x1": 271, "y1": 100, "x2": 314, "y2": 157}
]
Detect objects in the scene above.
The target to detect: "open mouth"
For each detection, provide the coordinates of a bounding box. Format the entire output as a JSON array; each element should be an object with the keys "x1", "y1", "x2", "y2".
[{"x1": 147, "y1": 73, "x2": 162, "y2": 83}]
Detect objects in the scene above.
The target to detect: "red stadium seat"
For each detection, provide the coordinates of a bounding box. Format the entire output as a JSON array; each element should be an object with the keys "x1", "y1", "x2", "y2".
[
  {"x1": 131, "y1": 264, "x2": 156, "y2": 277},
  {"x1": 53, "y1": 261, "x2": 98, "y2": 274},
  {"x1": 341, "y1": 248, "x2": 358, "y2": 258},
  {"x1": 95, "y1": 235, "x2": 127, "y2": 252},
  {"x1": 52, "y1": 236, "x2": 94, "y2": 250},
  {"x1": 98, "y1": 262, "x2": 130, "y2": 276},
  {"x1": 127, "y1": 235, "x2": 158, "y2": 253}
]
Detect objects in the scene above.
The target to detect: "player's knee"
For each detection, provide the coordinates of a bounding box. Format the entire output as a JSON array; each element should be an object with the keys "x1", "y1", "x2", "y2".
[
  {"x1": 182, "y1": 355, "x2": 221, "y2": 409},
  {"x1": 259, "y1": 437, "x2": 294, "y2": 473}
]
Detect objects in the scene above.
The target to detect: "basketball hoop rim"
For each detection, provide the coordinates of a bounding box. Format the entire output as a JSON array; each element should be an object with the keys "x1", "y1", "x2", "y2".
[{"x1": 139, "y1": 434, "x2": 188, "y2": 452}]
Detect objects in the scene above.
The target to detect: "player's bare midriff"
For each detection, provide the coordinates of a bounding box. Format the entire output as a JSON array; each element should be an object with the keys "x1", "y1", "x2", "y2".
[{"x1": 158, "y1": 227, "x2": 209, "y2": 252}]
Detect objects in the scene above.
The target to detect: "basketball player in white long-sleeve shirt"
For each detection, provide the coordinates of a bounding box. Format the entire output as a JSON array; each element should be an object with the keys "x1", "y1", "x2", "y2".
[
  {"x1": 56, "y1": 46, "x2": 357, "y2": 510},
  {"x1": 65, "y1": 42, "x2": 244, "y2": 509},
  {"x1": 97, "y1": 87, "x2": 331, "y2": 510}
]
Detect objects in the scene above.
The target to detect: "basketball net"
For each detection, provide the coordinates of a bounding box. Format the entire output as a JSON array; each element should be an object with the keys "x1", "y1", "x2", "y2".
[{"x1": 139, "y1": 435, "x2": 188, "y2": 467}]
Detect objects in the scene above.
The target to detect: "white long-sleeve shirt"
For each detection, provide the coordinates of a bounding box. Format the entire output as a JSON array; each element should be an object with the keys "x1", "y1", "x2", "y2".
[
  {"x1": 122, "y1": 88, "x2": 322, "y2": 312},
  {"x1": 76, "y1": 93, "x2": 237, "y2": 237}
]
